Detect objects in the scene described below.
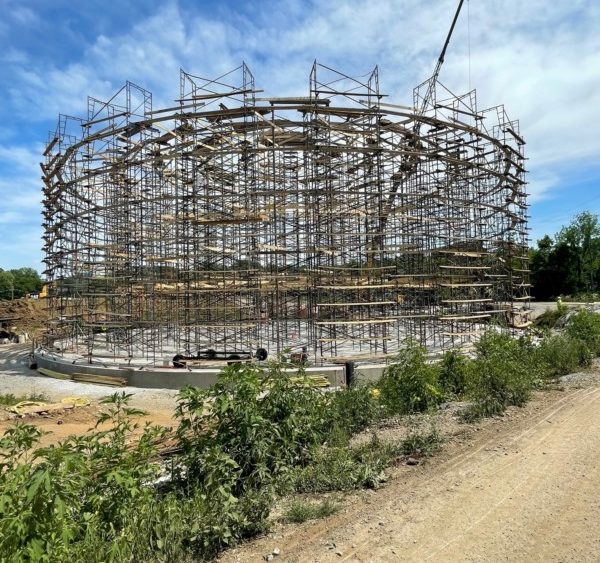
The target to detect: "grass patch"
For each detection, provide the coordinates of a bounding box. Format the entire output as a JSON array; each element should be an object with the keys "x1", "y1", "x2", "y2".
[
  {"x1": 291, "y1": 435, "x2": 399, "y2": 493},
  {"x1": 400, "y1": 418, "x2": 442, "y2": 456},
  {"x1": 0, "y1": 393, "x2": 48, "y2": 406},
  {"x1": 282, "y1": 498, "x2": 340, "y2": 524}
]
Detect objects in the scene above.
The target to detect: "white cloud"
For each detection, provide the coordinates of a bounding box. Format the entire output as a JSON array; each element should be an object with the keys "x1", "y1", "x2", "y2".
[
  {"x1": 6, "y1": 3, "x2": 39, "y2": 26},
  {"x1": 527, "y1": 171, "x2": 560, "y2": 204},
  {"x1": 10, "y1": 0, "x2": 599, "y2": 170},
  {"x1": 0, "y1": 143, "x2": 43, "y2": 265},
  {"x1": 0, "y1": 144, "x2": 42, "y2": 173},
  {"x1": 1, "y1": 48, "x2": 27, "y2": 64}
]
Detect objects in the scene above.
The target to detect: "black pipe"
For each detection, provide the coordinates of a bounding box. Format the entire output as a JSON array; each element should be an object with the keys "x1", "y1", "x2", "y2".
[{"x1": 345, "y1": 361, "x2": 355, "y2": 387}]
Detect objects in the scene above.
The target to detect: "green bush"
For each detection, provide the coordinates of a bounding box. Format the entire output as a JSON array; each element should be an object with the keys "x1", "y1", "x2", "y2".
[
  {"x1": 175, "y1": 363, "x2": 331, "y2": 524},
  {"x1": 438, "y1": 350, "x2": 470, "y2": 397},
  {"x1": 379, "y1": 341, "x2": 442, "y2": 415},
  {"x1": 4, "y1": 330, "x2": 587, "y2": 561},
  {"x1": 0, "y1": 394, "x2": 165, "y2": 561},
  {"x1": 462, "y1": 331, "x2": 539, "y2": 420},
  {"x1": 566, "y1": 309, "x2": 600, "y2": 356},
  {"x1": 0, "y1": 359, "x2": 407, "y2": 562},
  {"x1": 535, "y1": 333, "x2": 591, "y2": 378},
  {"x1": 328, "y1": 383, "x2": 381, "y2": 435}
]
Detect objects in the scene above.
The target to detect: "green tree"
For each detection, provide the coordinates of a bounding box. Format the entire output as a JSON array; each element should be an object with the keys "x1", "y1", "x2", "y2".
[
  {"x1": 530, "y1": 212, "x2": 600, "y2": 299},
  {"x1": 0, "y1": 270, "x2": 15, "y2": 300},
  {"x1": 8, "y1": 268, "x2": 43, "y2": 298},
  {"x1": 556, "y1": 212, "x2": 600, "y2": 292}
]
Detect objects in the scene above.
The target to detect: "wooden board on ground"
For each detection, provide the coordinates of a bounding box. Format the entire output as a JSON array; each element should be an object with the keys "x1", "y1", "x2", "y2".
[
  {"x1": 72, "y1": 373, "x2": 127, "y2": 386},
  {"x1": 38, "y1": 367, "x2": 72, "y2": 380}
]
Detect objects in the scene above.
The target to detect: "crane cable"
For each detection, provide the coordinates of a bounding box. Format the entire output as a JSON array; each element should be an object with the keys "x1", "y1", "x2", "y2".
[
  {"x1": 419, "y1": 0, "x2": 465, "y2": 115},
  {"x1": 468, "y1": 0, "x2": 472, "y2": 91}
]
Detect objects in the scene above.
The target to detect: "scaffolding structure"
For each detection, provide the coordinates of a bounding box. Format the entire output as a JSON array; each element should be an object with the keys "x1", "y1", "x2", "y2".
[{"x1": 41, "y1": 62, "x2": 529, "y2": 366}]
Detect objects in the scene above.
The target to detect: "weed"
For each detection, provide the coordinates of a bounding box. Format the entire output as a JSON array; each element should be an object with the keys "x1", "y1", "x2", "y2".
[
  {"x1": 566, "y1": 309, "x2": 600, "y2": 356},
  {"x1": 282, "y1": 498, "x2": 340, "y2": 524},
  {"x1": 461, "y1": 331, "x2": 539, "y2": 421},
  {"x1": 438, "y1": 350, "x2": 470, "y2": 397},
  {"x1": 379, "y1": 340, "x2": 442, "y2": 415},
  {"x1": 0, "y1": 393, "x2": 165, "y2": 561},
  {"x1": 535, "y1": 300, "x2": 568, "y2": 329},
  {"x1": 291, "y1": 435, "x2": 399, "y2": 493},
  {"x1": 400, "y1": 416, "x2": 442, "y2": 456},
  {"x1": 535, "y1": 333, "x2": 591, "y2": 378},
  {"x1": 328, "y1": 383, "x2": 381, "y2": 435}
]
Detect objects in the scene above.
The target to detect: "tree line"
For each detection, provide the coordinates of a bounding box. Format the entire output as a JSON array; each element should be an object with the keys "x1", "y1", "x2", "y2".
[
  {"x1": 0, "y1": 268, "x2": 43, "y2": 300},
  {"x1": 530, "y1": 211, "x2": 600, "y2": 300}
]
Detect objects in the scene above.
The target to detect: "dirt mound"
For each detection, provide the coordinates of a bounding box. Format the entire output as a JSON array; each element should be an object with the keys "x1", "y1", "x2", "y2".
[{"x1": 0, "y1": 299, "x2": 47, "y2": 334}]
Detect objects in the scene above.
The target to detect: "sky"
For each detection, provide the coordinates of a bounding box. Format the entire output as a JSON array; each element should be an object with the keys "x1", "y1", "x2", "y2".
[{"x1": 0, "y1": 0, "x2": 599, "y2": 271}]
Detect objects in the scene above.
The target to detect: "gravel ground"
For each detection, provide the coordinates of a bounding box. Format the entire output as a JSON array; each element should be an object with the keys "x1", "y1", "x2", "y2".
[{"x1": 0, "y1": 343, "x2": 179, "y2": 410}]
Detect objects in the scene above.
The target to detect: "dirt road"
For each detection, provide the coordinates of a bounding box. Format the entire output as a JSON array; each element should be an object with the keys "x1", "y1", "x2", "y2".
[{"x1": 224, "y1": 382, "x2": 600, "y2": 562}]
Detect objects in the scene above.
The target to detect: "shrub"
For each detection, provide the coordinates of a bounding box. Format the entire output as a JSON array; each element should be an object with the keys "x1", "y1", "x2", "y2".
[
  {"x1": 328, "y1": 383, "x2": 381, "y2": 435},
  {"x1": 291, "y1": 435, "x2": 399, "y2": 493},
  {"x1": 566, "y1": 309, "x2": 600, "y2": 356},
  {"x1": 0, "y1": 358, "x2": 448, "y2": 561},
  {"x1": 535, "y1": 333, "x2": 591, "y2": 378},
  {"x1": 282, "y1": 498, "x2": 339, "y2": 524},
  {"x1": 378, "y1": 341, "x2": 442, "y2": 415},
  {"x1": 438, "y1": 350, "x2": 470, "y2": 397},
  {"x1": 0, "y1": 393, "x2": 165, "y2": 561},
  {"x1": 175, "y1": 362, "x2": 329, "y2": 522},
  {"x1": 462, "y1": 331, "x2": 538, "y2": 420}
]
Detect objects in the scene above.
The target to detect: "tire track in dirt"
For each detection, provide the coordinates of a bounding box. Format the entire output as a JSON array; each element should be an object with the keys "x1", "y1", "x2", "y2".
[
  {"x1": 349, "y1": 386, "x2": 600, "y2": 562},
  {"x1": 418, "y1": 387, "x2": 600, "y2": 560},
  {"x1": 293, "y1": 389, "x2": 590, "y2": 556},
  {"x1": 337, "y1": 388, "x2": 596, "y2": 561},
  {"x1": 221, "y1": 384, "x2": 600, "y2": 562}
]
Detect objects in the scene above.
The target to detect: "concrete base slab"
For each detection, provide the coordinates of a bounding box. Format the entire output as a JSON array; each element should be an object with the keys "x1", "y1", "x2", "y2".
[{"x1": 34, "y1": 350, "x2": 345, "y2": 390}]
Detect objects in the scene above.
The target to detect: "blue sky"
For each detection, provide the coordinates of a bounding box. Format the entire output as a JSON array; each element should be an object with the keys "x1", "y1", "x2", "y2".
[{"x1": 1, "y1": 0, "x2": 599, "y2": 270}]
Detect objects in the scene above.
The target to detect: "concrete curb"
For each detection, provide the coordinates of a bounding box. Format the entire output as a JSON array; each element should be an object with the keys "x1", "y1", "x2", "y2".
[{"x1": 34, "y1": 351, "x2": 346, "y2": 390}]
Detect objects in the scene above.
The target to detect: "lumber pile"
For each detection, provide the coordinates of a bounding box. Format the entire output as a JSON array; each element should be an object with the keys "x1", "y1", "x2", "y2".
[
  {"x1": 73, "y1": 373, "x2": 127, "y2": 386},
  {"x1": 38, "y1": 367, "x2": 127, "y2": 386}
]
